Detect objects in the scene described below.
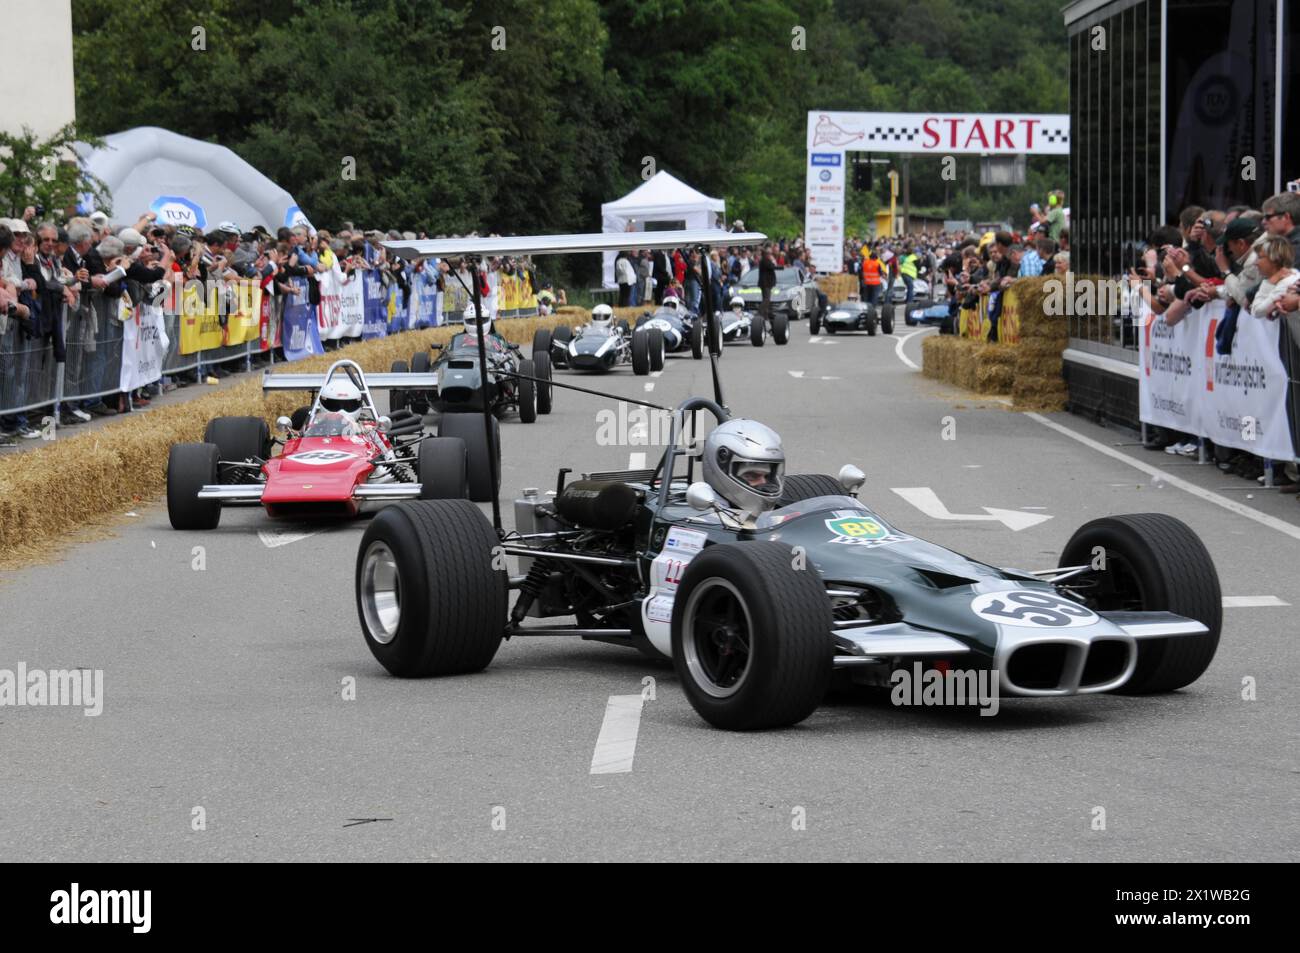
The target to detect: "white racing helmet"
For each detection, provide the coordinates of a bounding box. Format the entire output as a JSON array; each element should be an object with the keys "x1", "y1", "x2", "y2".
[
  {"x1": 662, "y1": 294, "x2": 682, "y2": 314},
  {"x1": 591, "y1": 303, "x2": 614, "y2": 327},
  {"x1": 701, "y1": 418, "x2": 785, "y2": 515},
  {"x1": 463, "y1": 301, "x2": 493, "y2": 336},
  {"x1": 729, "y1": 295, "x2": 745, "y2": 311},
  {"x1": 320, "y1": 377, "x2": 364, "y2": 415}
]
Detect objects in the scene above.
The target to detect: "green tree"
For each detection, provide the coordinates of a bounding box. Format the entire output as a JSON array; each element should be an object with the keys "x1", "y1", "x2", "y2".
[{"x1": 0, "y1": 124, "x2": 108, "y2": 220}]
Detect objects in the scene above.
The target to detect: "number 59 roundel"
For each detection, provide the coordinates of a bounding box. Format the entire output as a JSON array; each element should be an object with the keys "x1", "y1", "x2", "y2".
[{"x1": 969, "y1": 590, "x2": 1099, "y2": 628}]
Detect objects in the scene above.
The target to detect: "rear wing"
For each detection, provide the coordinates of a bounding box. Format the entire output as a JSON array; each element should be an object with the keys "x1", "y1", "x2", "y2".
[{"x1": 262, "y1": 371, "x2": 437, "y2": 391}]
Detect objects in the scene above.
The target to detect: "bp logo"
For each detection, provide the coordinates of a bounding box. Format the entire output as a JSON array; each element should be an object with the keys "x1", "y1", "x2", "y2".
[
  {"x1": 819, "y1": 169, "x2": 832, "y2": 182},
  {"x1": 824, "y1": 516, "x2": 908, "y2": 548}
]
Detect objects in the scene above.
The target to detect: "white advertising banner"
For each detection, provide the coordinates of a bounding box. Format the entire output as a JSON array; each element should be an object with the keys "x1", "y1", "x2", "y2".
[
  {"x1": 120, "y1": 300, "x2": 169, "y2": 392},
  {"x1": 1137, "y1": 301, "x2": 1203, "y2": 435},
  {"x1": 1202, "y1": 305, "x2": 1293, "y2": 461},
  {"x1": 1137, "y1": 300, "x2": 1294, "y2": 461},
  {"x1": 805, "y1": 151, "x2": 845, "y2": 274},
  {"x1": 338, "y1": 272, "x2": 365, "y2": 338},
  {"x1": 807, "y1": 112, "x2": 1070, "y2": 155},
  {"x1": 317, "y1": 263, "x2": 346, "y2": 340}
]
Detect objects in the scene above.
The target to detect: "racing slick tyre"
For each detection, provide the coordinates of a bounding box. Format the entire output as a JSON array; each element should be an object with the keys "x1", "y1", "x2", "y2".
[
  {"x1": 809, "y1": 308, "x2": 821, "y2": 335},
  {"x1": 825, "y1": 322, "x2": 838, "y2": 335},
  {"x1": 356, "y1": 499, "x2": 506, "y2": 677},
  {"x1": 1060, "y1": 514, "x2": 1221, "y2": 694},
  {"x1": 777, "y1": 473, "x2": 845, "y2": 507},
  {"x1": 649, "y1": 329, "x2": 666, "y2": 370},
  {"x1": 389, "y1": 359, "x2": 409, "y2": 413},
  {"x1": 881, "y1": 307, "x2": 895, "y2": 335},
  {"x1": 771, "y1": 312, "x2": 789, "y2": 345},
  {"x1": 866, "y1": 308, "x2": 878, "y2": 336},
  {"x1": 204, "y1": 416, "x2": 271, "y2": 468},
  {"x1": 672, "y1": 541, "x2": 833, "y2": 730},
  {"x1": 690, "y1": 320, "x2": 704, "y2": 359},
  {"x1": 167, "y1": 443, "x2": 222, "y2": 531},
  {"x1": 408, "y1": 351, "x2": 432, "y2": 413},
  {"x1": 533, "y1": 350, "x2": 553, "y2": 414},
  {"x1": 531, "y1": 328, "x2": 552, "y2": 360},
  {"x1": 437, "y1": 413, "x2": 500, "y2": 502},
  {"x1": 750, "y1": 313, "x2": 766, "y2": 347},
  {"x1": 417, "y1": 436, "x2": 468, "y2": 500},
  {"x1": 631, "y1": 330, "x2": 651, "y2": 375},
  {"x1": 517, "y1": 358, "x2": 538, "y2": 423},
  {"x1": 289, "y1": 405, "x2": 312, "y2": 430},
  {"x1": 616, "y1": 319, "x2": 631, "y2": 336},
  {"x1": 551, "y1": 325, "x2": 571, "y2": 368}
]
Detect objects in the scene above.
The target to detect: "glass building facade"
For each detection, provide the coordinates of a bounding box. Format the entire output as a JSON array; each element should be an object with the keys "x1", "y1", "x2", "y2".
[{"x1": 1067, "y1": 0, "x2": 1296, "y2": 280}]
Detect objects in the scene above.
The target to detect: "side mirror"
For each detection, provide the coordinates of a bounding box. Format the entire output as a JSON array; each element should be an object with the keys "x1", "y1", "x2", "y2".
[
  {"x1": 430, "y1": 342, "x2": 443, "y2": 350},
  {"x1": 276, "y1": 416, "x2": 292, "y2": 433},
  {"x1": 838, "y1": 464, "x2": 866, "y2": 495},
  {"x1": 686, "y1": 482, "x2": 718, "y2": 511},
  {"x1": 378, "y1": 415, "x2": 392, "y2": 431}
]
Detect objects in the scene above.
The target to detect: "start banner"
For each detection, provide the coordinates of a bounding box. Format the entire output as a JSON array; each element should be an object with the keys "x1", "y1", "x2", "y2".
[{"x1": 1137, "y1": 300, "x2": 1294, "y2": 461}]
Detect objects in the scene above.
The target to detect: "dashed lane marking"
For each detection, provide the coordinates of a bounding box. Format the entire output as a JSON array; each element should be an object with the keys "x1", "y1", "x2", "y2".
[{"x1": 590, "y1": 694, "x2": 644, "y2": 775}]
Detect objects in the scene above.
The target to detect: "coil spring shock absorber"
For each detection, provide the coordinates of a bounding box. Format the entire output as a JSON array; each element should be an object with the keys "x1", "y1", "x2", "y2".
[{"x1": 510, "y1": 555, "x2": 554, "y2": 624}]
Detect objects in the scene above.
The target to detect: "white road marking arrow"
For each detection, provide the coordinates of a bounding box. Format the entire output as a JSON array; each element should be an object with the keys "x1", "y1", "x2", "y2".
[
  {"x1": 807, "y1": 336, "x2": 838, "y2": 345},
  {"x1": 787, "y1": 370, "x2": 841, "y2": 381},
  {"x1": 259, "y1": 529, "x2": 323, "y2": 548},
  {"x1": 890, "y1": 486, "x2": 1053, "y2": 532},
  {"x1": 1221, "y1": 595, "x2": 1289, "y2": 608}
]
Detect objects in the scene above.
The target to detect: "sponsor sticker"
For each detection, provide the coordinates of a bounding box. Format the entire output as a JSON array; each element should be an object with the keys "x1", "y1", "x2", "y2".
[
  {"x1": 663, "y1": 528, "x2": 707, "y2": 554},
  {"x1": 824, "y1": 515, "x2": 910, "y2": 548},
  {"x1": 645, "y1": 594, "x2": 674, "y2": 623}
]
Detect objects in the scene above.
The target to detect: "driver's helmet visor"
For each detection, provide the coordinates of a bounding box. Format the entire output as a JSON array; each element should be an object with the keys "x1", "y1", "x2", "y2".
[
  {"x1": 730, "y1": 459, "x2": 783, "y2": 495},
  {"x1": 320, "y1": 396, "x2": 362, "y2": 413}
]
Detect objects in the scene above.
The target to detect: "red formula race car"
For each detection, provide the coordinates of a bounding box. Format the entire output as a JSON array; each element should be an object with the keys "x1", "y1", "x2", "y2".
[{"x1": 166, "y1": 359, "x2": 468, "y2": 528}]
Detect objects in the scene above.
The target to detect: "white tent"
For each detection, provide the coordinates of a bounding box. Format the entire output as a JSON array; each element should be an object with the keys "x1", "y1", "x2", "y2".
[
  {"x1": 600, "y1": 171, "x2": 725, "y2": 288},
  {"x1": 75, "y1": 126, "x2": 309, "y2": 234}
]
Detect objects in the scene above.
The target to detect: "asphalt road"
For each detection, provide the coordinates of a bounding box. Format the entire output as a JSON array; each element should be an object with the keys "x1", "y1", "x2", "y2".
[{"x1": 2, "y1": 317, "x2": 1297, "y2": 862}]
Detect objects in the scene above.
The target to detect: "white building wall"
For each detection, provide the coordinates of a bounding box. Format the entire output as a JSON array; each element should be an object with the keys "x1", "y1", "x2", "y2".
[{"x1": 1, "y1": 0, "x2": 76, "y2": 138}]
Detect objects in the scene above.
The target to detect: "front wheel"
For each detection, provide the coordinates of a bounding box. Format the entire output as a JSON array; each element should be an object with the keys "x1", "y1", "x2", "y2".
[
  {"x1": 356, "y1": 500, "x2": 506, "y2": 677},
  {"x1": 809, "y1": 308, "x2": 821, "y2": 335},
  {"x1": 167, "y1": 443, "x2": 222, "y2": 530},
  {"x1": 533, "y1": 351, "x2": 553, "y2": 414},
  {"x1": 417, "y1": 436, "x2": 468, "y2": 499},
  {"x1": 771, "y1": 312, "x2": 789, "y2": 345},
  {"x1": 631, "y1": 331, "x2": 651, "y2": 375},
  {"x1": 690, "y1": 321, "x2": 703, "y2": 359},
  {"x1": 437, "y1": 413, "x2": 500, "y2": 502},
  {"x1": 649, "y1": 329, "x2": 666, "y2": 370},
  {"x1": 1059, "y1": 513, "x2": 1221, "y2": 693},
  {"x1": 671, "y1": 542, "x2": 833, "y2": 730},
  {"x1": 749, "y1": 315, "x2": 765, "y2": 347},
  {"x1": 517, "y1": 358, "x2": 537, "y2": 423},
  {"x1": 880, "y1": 308, "x2": 895, "y2": 335}
]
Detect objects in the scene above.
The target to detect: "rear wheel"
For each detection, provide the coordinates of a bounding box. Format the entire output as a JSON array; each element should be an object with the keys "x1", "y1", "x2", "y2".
[
  {"x1": 1060, "y1": 514, "x2": 1221, "y2": 693},
  {"x1": 881, "y1": 308, "x2": 895, "y2": 335},
  {"x1": 777, "y1": 473, "x2": 845, "y2": 507},
  {"x1": 690, "y1": 321, "x2": 704, "y2": 359},
  {"x1": 517, "y1": 358, "x2": 537, "y2": 423},
  {"x1": 531, "y1": 328, "x2": 552, "y2": 358},
  {"x1": 417, "y1": 436, "x2": 468, "y2": 500},
  {"x1": 771, "y1": 312, "x2": 789, "y2": 345},
  {"x1": 389, "y1": 359, "x2": 409, "y2": 413},
  {"x1": 672, "y1": 542, "x2": 833, "y2": 730},
  {"x1": 167, "y1": 443, "x2": 222, "y2": 530},
  {"x1": 356, "y1": 500, "x2": 506, "y2": 676},
  {"x1": 749, "y1": 314, "x2": 766, "y2": 347},
  {"x1": 631, "y1": 331, "x2": 651, "y2": 375},
  {"x1": 809, "y1": 308, "x2": 821, "y2": 335},
  {"x1": 551, "y1": 325, "x2": 571, "y2": 368},
  {"x1": 616, "y1": 318, "x2": 631, "y2": 336},
  {"x1": 533, "y1": 351, "x2": 553, "y2": 414},
  {"x1": 649, "y1": 329, "x2": 666, "y2": 370},
  {"x1": 203, "y1": 416, "x2": 270, "y2": 475},
  {"x1": 411, "y1": 350, "x2": 431, "y2": 373},
  {"x1": 437, "y1": 413, "x2": 500, "y2": 502}
]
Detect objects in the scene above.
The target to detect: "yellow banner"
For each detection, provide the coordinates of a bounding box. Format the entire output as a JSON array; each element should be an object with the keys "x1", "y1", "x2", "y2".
[
  {"x1": 497, "y1": 272, "x2": 537, "y2": 314},
  {"x1": 959, "y1": 292, "x2": 1022, "y2": 344},
  {"x1": 177, "y1": 280, "x2": 262, "y2": 354}
]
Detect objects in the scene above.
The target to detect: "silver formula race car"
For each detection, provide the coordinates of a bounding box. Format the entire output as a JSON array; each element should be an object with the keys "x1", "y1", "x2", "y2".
[
  {"x1": 540, "y1": 304, "x2": 666, "y2": 375},
  {"x1": 718, "y1": 296, "x2": 791, "y2": 346}
]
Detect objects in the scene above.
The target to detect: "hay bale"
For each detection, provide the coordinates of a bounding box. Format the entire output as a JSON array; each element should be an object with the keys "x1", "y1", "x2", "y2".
[{"x1": 817, "y1": 274, "x2": 857, "y2": 303}]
